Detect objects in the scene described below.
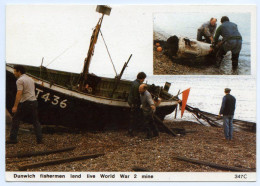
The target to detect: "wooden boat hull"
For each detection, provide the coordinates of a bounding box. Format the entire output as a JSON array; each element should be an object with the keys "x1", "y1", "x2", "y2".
[{"x1": 6, "y1": 65, "x2": 177, "y2": 129}]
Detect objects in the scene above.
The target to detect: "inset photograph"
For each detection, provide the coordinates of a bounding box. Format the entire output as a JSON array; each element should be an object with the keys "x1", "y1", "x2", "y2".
[{"x1": 153, "y1": 12, "x2": 251, "y2": 75}]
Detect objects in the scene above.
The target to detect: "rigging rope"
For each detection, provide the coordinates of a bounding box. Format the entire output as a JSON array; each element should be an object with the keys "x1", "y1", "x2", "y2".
[
  {"x1": 100, "y1": 29, "x2": 118, "y2": 76},
  {"x1": 45, "y1": 40, "x2": 78, "y2": 68}
]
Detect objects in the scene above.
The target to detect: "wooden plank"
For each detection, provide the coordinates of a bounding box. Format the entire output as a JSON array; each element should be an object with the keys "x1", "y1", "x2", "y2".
[
  {"x1": 174, "y1": 156, "x2": 256, "y2": 172},
  {"x1": 132, "y1": 166, "x2": 150, "y2": 172},
  {"x1": 153, "y1": 114, "x2": 176, "y2": 136},
  {"x1": 18, "y1": 153, "x2": 105, "y2": 171},
  {"x1": 6, "y1": 146, "x2": 76, "y2": 158},
  {"x1": 170, "y1": 128, "x2": 197, "y2": 135},
  {"x1": 41, "y1": 126, "x2": 80, "y2": 134}
]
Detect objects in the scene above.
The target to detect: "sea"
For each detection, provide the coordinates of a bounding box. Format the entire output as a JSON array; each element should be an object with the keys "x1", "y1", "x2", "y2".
[
  {"x1": 123, "y1": 74, "x2": 257, "y2": 123},
  {"x1": 153, "y1": 12, "x2": 252, "y2": 75}
]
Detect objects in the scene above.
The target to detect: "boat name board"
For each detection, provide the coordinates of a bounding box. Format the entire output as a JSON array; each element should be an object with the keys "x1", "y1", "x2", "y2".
[{"x1": 35, "y1": 88, "x2": 67, "y2": 109}]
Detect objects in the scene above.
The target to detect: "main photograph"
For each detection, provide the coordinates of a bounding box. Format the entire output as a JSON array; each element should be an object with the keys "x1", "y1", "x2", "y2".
[{"x1": 5, "y1": 5, "x2": 256, "y2": 173}]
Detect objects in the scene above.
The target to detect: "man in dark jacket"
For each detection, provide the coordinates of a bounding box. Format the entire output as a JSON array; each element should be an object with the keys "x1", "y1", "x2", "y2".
[
  {"x1": 219, "y1": 88, "x2": 236, "y2": 140},
  {"x1": 197, "y1": 18, "x2": 217, "y2": 44},
  {"x1": 127, "y1": 72, "x2": 146, "y2": 136},
  {"x1": 214, "y1": 16, "x2": 242, "y2": 68}
]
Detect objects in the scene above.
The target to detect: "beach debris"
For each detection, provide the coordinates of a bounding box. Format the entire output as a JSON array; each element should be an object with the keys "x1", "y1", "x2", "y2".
[
  {"x1": 41, "y1": 125, "x2": 80, "y2": 134},
  {"x1": 132, "y1": 166, "x2": 150, "y2": 172},
  {"x1": 157, "y1": 47, "x2": 162, "y2": 52},
  {"x1": 6, "y1": 146, "x2": 76, "y2": 158},
  {"x1": 153, "y1": 115, "x2": 176, "y2": 136},
  {"x1": 173, "y1": 156, "x2": 256, "y2": 172},
  {"x1": 18, "y1": 153, "x2": 105, "y2": 171},
  {"x1": 18, "y1": 128, "x2": 32, "y2": 134},
  {"x1": 169, "y1": 128, "x2": 197, "y2": 135}
]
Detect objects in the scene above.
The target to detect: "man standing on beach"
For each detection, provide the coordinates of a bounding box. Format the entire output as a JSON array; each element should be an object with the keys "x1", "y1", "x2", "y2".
[
  {"x1": 214, "y1": 16, "x2": 242, "y2": 68},
  {"x1": 139, "y1": 84, "x2": 159, "y2": 139},
  {"x1": 197, "y1": 18, "x2": 217, "y2": 44},
  {"x1": 219, "y1": 88, "x2": 236, "y2": 140},
  {"x1": 6, "y1": 65, "x2": 43, "y2": 144},
  {"x1": 127, "y1": 72, "x2": 147, "y2": 136}
]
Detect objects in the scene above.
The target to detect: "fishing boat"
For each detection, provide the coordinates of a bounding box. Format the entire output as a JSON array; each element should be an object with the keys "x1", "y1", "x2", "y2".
[{"x1": 6, "y1": 5, "x2": 179, "y2": 130}]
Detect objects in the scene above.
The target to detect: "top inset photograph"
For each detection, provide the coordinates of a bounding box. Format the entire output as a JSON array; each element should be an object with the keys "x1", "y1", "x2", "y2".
[{"x1": 153, "y1": 12, "x2": 251, "y2": 75}]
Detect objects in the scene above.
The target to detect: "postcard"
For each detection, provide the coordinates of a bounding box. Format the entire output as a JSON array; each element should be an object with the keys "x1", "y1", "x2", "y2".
[{"x1": 4, "y1": 4, "x2": 257, "y2": 182}]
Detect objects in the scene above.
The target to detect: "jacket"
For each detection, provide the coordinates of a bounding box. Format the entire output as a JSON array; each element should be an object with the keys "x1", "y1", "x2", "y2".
[
  {"x1": 128, "y1": 79, "x2": 141, "y2": 107},
  {"x1": 214, "y1": 21, "x2": 242, "y2": 43},
  {"x1": 219, "y1": 94, "x2": 236, "y2": 116}
]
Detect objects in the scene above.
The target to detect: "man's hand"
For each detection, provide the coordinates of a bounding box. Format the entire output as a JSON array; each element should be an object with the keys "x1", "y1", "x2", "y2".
[
  {"x1": 209, "y1": 47, "x2": 214, "y2": 53},
  {"x1": 13, "y1": 90, "x2": 22, "y2": 113},
  {"x1": 151, "y1": 105, "x2": 156, "y2": 111},
  {"x1": 12, "y1": 106, "x2": 18, "y2": 113},
  {"x1": 154, "y1": 98, "x2": 161, "y2": 107}
]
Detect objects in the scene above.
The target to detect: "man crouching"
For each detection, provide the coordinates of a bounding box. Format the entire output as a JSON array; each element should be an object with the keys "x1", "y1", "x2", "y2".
[{"x1": 139, "y1": 84, "x2": 159, "y2": 139}]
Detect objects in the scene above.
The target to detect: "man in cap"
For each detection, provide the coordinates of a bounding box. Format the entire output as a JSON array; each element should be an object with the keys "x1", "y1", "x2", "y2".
[
  {"x1": 219, "y1": 88, "x2": 236, "y2": 140},
  {"x1": 214, "y1": 16, "x2": 242, "y2": 68},
  {"x1": 127, "y1": 72, "x2": 147, "y2": 136},
  {"x1": 197, "y1": 18, "x2": 217, "y2": 44},
  {"x1": 139, "y1": 84, "x2": 159, "y2": 139},
  {"x1": 6, "y1": 65, "x2": 43, "y2": 144}
]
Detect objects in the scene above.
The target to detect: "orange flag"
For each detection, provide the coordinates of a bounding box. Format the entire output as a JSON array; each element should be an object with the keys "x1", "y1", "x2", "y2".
[{"x1": 181, "y1": 88, "x2": 190, "y2": 118}]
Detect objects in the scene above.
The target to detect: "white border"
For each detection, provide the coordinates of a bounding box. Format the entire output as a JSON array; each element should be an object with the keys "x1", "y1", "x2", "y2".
[
  {"x1": 1, "y1": 0, "x2": 259, "y2": 185},
  {"x1": 5, "y1": 172, "x2": 257, "y2": 182}
]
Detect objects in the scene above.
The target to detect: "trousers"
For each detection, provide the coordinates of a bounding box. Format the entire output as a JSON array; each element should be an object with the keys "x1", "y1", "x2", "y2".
[
  {"x1": 143, "y1": 111, "x2": 159, "y2": 138},
  {"x1": 10, "y1": 100, "x2": 42, "y2": 142},
  {"x1": 128, "y1": 105, "x2": 142, "y2": 134},
  {"x1": 216, "y1": 39, "x2": 242, "y2": 67},
  {"x1": 223, "y1": 115, "x2": 234, "y2": 140}
]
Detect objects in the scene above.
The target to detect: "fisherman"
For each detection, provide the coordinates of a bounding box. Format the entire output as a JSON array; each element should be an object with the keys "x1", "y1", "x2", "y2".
[
  {"x1": 218, "y1": 88, "x2": 236, "y2": 140},
  {"x1": 197, "y1": 18, "x2": 217, "y2": 44},
  {"x1": 139, "y1": 84, "x2": 159, "y2": 139},
  {"x1": 6, "y1": 65, "x2": 43, "y2": 144},
  {"x1": 127, "y1": 72, "x2": 147, "y2": 136},
  {"x1": 213, "y1": 16, "x2": 242, "y2": 68}
]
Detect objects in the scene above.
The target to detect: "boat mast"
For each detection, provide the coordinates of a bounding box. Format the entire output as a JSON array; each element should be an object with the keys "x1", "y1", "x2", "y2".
[{"x1": 79, "y1": 5, "x2": 111, "y2": 91}]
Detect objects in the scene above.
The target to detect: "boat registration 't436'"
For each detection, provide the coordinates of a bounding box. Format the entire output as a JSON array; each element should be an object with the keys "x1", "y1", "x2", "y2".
[{"x1": 35, "y1": 88, "x2": 67, "y2": 109}]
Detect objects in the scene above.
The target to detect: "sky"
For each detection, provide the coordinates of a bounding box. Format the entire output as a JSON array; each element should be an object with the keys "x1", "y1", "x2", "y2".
[
  {"x1": 5, "y1": 4, "x2": 257, "y2": 77},
  {"x1": 6, "y1": 5, "x2": 154, "y2": 77}
]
